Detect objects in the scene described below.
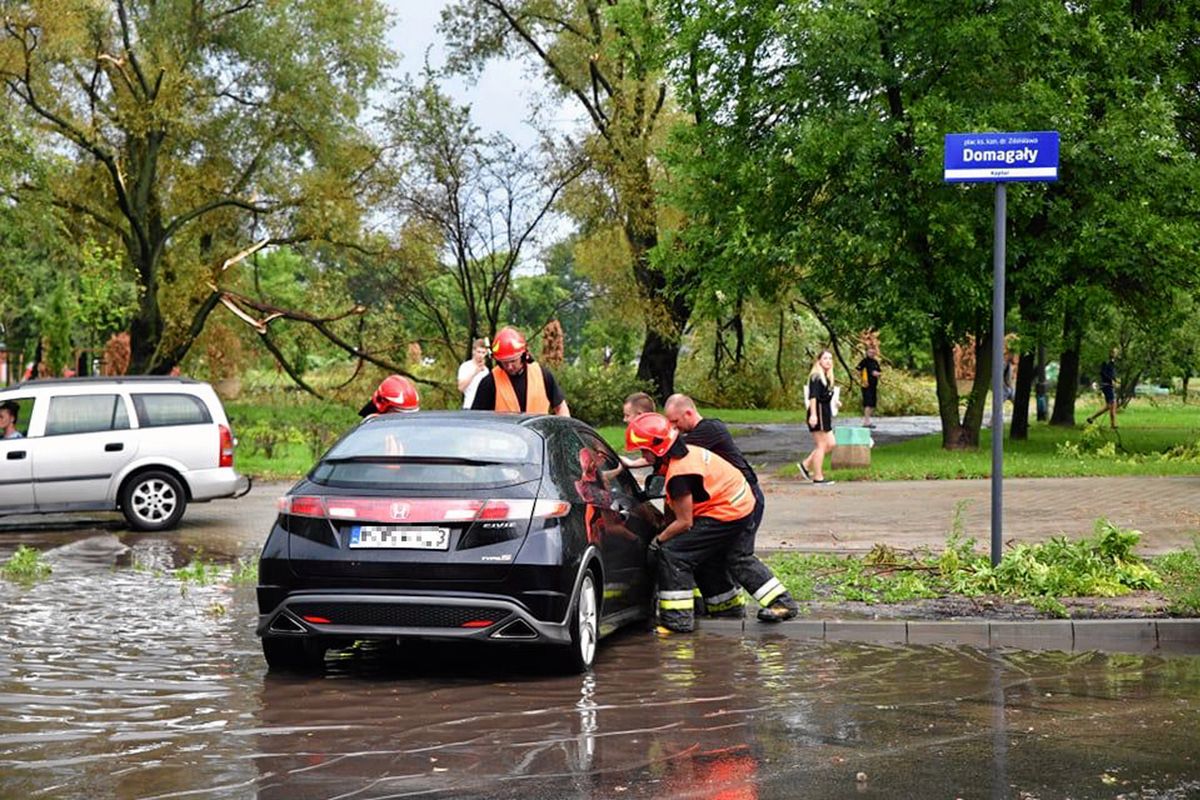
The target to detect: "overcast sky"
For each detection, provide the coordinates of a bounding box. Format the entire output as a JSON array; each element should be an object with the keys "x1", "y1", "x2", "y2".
[{"x1": 382, "y1": 1, "x2": 575, "y2": 146}]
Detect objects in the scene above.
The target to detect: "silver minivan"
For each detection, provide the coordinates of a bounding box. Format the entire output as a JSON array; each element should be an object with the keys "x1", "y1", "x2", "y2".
[{"x1": 0, "y1": 376, "x2": 249, "y2": 530}]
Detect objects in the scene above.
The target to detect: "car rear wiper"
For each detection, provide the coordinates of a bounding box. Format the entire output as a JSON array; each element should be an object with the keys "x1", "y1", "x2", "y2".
[{"x1": 322, "y1": 455, "x2": 513, "y2": 467}]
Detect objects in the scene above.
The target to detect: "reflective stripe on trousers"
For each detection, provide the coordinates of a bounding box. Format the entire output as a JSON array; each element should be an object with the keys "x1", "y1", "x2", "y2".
[
  {"x1": 703, "y1": 587, "x2": 746, "y2": 613},
  {"x1": 752, "y1": 576, "x2": 786, "y2": 607}
]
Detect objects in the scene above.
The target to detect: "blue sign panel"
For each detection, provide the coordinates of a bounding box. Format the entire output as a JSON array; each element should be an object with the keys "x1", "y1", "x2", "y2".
[{"x1": 944, "y1": 131, "x2": 1059, "y2": 183}]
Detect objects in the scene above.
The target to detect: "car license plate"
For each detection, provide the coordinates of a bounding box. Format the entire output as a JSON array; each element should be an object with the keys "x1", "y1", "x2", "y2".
[{"x1": 349, "y1": 525, "x2": 450, "y2": 550}]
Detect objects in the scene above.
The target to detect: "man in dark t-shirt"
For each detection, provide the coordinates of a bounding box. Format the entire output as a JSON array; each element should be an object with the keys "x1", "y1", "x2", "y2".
[
  {"x1": 1086, "y1": 348, "x2": 1119, "y2": 429},
  {"x1": 664, "y1": 393, "x2": 765, "y2": 619},
  {"x1": 854, "y1": 346, "x2": 882, "y2": 428}
]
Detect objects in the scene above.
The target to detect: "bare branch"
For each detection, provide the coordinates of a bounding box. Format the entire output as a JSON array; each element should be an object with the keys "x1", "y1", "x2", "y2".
[
  {"x1": 482, "y1": 0, "x2": 611, "y2": 141},
  {"x1": 257, "y1": 329, "x2": 322, "y2": 398},
  {"x1": 115, "y1": 0, "x2": 151, "y2": 96}
]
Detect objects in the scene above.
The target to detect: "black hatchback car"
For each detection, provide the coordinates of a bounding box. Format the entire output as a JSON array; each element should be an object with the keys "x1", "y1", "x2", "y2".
[{"x1": 256, "y1": 412, "x2": 663, "y2": 673}]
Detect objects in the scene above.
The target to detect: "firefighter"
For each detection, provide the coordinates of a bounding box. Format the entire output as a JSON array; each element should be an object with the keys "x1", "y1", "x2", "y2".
[
  {"x1": 469, "y1": 327, "x2": 570, "y2": 416},
  {"x1": 627, "y1": 412, "x2": 799, "y2": 632},
  {"x1": 359, "y1": 374, "x2": 420, "y2": 417},
  {"x1": 664, "y1": 393, "x2": 763, "y2": 618},
  {"x1": 618, "y1": 393, "x2": 740, "y2": 617}
]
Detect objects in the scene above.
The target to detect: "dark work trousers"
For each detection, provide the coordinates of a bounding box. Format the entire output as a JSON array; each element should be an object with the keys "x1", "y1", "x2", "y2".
[
  {"x1": 657, "y1": 507, "x2": 786, "y2": 632},
  {"x1": 692, "y1": 482, "x2": 765, "y2": 614}
]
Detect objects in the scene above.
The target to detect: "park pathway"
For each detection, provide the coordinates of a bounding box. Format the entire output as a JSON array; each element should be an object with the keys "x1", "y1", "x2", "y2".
[{"x1": 756, "y1": 474, "x2": 1200, "y2": 555}]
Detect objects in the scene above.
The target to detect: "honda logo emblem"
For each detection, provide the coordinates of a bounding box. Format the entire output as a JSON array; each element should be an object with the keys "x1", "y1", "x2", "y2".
[{"x1": 390, "y1": 502, "x2": 410, "y2": 520}]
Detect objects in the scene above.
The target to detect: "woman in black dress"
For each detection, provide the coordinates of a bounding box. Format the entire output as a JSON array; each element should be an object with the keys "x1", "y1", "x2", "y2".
[{"x1": 797, "y1": 350, "x2": 838, "y2": 484}]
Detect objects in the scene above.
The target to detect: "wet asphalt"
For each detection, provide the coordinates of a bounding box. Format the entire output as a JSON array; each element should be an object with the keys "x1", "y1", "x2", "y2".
[{"x1": 1, "y1": 497, "x2": 1200, "y2": 798}]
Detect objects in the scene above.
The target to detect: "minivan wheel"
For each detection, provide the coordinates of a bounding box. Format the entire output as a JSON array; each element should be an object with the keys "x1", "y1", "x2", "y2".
[
  {"x1": 120, "y1": 470, "x2": 187, "y2": 531},
  {"x1": 560, "y1": 570, "x2": 599, "y2": 674},
  {"x1": 262, "y1": 637, "x2": 328, "y2": 674}
]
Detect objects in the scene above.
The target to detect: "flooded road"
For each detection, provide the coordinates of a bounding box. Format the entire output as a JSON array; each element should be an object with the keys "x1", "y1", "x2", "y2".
[{"x1": 2, "y1": 525, "x2": 1199, "y2": 799}]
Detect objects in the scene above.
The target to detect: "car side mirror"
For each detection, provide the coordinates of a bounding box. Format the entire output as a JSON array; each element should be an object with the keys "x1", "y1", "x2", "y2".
[{"x1": 643, "y1": 474, "x2": 665, "y2": 499}]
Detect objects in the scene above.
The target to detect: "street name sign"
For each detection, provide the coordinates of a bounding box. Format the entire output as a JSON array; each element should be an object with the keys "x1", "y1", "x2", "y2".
[
  {"x1": 942, "y1": 129, "x2": 1060, "y2": 565},
  {"x1": 943, "y1": 131, "x2": 1059, "y2": 183}
]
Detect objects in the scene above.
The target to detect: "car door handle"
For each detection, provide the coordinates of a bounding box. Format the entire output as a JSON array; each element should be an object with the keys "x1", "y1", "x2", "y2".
[
  {"x1": 105, "y1": 443, "x2": 124, "y2": 452},
  {"x1": 6, "y1": 450, "x2": 25, "y2": 460}
]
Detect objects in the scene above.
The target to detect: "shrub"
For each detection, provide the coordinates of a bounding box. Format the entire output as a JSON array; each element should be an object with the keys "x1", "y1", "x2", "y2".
[
  {"x1": 555, "y1": 362, "x2": 651, "y2": 427},
  {"x1": 875, "y1": 370, "x2": 940, "y2": 416},
  {"x1": 685, "y1": 361, "x2": 781, "y2": 410}
]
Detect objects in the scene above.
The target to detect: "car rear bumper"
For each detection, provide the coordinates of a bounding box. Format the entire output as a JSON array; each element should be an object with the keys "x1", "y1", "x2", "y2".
[
  {"x1": 187, "y1": 468, "x2": 249, "y2": 502},
  {"x1": 256, "y1": 591, "x2": 572, "y2": 646}
]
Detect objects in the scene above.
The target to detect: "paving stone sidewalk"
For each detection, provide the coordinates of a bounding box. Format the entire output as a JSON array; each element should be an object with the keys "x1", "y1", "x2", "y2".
[{"x1": 756, "y1": 474, "x2": 1200, "y2": 555}]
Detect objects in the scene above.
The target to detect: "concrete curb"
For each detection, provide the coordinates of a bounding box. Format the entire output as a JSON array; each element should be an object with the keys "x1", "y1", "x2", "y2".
[{"x1": 697, "y1": 617, "x2": 1200, "y2": 655}]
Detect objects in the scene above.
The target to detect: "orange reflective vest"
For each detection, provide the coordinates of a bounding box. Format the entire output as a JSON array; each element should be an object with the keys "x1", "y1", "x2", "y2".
[
  {"x1": 492, "y1": 362, "x2": 550, "y2": 414},
  {"x1": 664, "y1": 445, "x2": 754, "y2": 522}
]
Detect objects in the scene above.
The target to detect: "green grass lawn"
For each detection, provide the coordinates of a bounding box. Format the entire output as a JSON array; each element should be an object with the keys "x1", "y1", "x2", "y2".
[
  {"x1": 810, "y1": 400, "x2": 1200, "y2": 481},
  {"x1": 226, "y1": 398, "x2": 360, "y2": 480}
]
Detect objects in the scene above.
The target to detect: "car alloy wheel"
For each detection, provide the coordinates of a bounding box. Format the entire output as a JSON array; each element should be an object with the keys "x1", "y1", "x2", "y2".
[
  {"x1": 121, "y1": 470, "x2": 187, "y2": 531},
  {"x1": 574, "y1": 571, "x2": 599, "y2": 671}
]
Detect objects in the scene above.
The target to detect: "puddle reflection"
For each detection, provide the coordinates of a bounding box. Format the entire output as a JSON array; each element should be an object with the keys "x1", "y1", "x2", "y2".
[{"x1": 0, "y1": 535, "x2": 1198, "y2": 799}]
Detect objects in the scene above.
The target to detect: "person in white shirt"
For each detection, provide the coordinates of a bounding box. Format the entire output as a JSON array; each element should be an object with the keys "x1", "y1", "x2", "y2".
[
  {"x1": 457, "y1": 338, "x2": 490, "y2": 409},
  {"x1": 0, "y1": 401, "x2": 23, "y2": 439}
]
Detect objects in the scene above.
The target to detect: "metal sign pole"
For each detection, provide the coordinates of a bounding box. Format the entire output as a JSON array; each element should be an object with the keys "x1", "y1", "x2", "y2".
[
  {"x1": 944, "y1": 130, "x2": 1058, "y2": 565},
  {"x1": 991, "y1": 183, "x2": 1006, "y2": 566}
]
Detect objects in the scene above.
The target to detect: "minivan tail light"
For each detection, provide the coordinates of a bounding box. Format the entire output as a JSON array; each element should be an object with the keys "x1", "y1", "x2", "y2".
[
  {"x1": 278, "y1": 496, "x2": 570, "y2": 523},
  {"x1": 218, "y1": 425, "x2": 234, "y2": 468}
]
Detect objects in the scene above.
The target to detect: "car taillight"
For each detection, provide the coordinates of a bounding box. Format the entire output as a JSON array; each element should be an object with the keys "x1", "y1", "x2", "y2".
[
  {"x1": 282, "y1": 495, "x2": 328, "y2": 518},
  {"x1": 480, "y1": 499, "x2": 571, "y2": 519},
  {"x1": 218, "y1": 424, "x2": 234, "y2": 468},
  {"x1": 278, "y1": 496, "x2": 570, "y2": 523}
]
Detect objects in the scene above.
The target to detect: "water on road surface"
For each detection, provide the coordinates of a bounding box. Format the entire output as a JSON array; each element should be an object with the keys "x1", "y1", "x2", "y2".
[{"x1": 2, "y1": 527, "x2": 1199, "y2": 800}]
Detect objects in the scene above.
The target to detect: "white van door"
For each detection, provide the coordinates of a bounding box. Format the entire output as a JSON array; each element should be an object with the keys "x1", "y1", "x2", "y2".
[
  {"x1": 0, "y1": 395, "x2": 37, "y2": 513},
  {"x1": 0, "y1": 439, "x2": 34, "y2": 512},
  {"x1": 32, "y1": 393, "x2": 138, "y2": 511}
]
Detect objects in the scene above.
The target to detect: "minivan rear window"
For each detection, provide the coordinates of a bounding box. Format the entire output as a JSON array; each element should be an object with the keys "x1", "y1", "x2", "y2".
[
  {"x1": 45, "y1": 394, "x2": 130, "y2": 436},
  {"x1": 310, "y1": 421, "x2": 542, "y2": 488},
  {"x1": 132, "y1": 393, "x2": 212, "y2": 428}
]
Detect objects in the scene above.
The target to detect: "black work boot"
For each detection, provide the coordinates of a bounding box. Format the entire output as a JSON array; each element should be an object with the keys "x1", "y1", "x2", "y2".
[
  {"x1": 706, "y1": 603, "x2": 746, "y2": 620},
  {"x1": 756, "y1": 594, "x2": 800, "y2": 623}
]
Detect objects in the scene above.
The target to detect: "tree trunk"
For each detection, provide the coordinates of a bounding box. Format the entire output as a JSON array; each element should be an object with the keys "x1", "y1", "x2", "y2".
[
  {"x1": 128, "y1": 258, "x2": 163, "y2": 374},
  {"x1": 1050, "y1": 307, "x2": 1083, "y2": 426},
  {"x1": 1036, "y1": 343, "x2": 1048, "y2": 421},
  {"x1": 732, "y1": 294, "x2": 745, "y2": 365},
  {"x1": 640, "y1": 327, "x2": 681, "y2": 404},
  {"x1": 775, "y1": 306, "x2": 786, "y2": 390},
  {"x1": 960, "y1": 331, "x2": 991, "y2": 449},
  {"x1": 629, "y1": 216, "x2": 689, "y2": 403},
  {"x1": 931, "y1": 331, "x2": 969, "y2": 449},
  {"x1": 1010, "y1": 348, "x2": 1036, "y2": 440},
  {"x1": 932, "y1": 329, "x2": 992, "y2": 449}
]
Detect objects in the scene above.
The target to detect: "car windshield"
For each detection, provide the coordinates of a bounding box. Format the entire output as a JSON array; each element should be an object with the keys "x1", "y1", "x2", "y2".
[{"x1": 309, "y1": 421, "x2": 542, "y2": 488}]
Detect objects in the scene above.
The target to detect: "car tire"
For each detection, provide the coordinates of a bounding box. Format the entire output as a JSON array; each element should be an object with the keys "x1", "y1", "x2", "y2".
[
  {"x1": 559, "y1": 569, "x2": 600, "y2": 674},
  {"x1": 262, "y1": 637, "x2": 328, "y2": 673},
  {"x1": 120, "y1": 470, "x2": 187, "y2": 531}
]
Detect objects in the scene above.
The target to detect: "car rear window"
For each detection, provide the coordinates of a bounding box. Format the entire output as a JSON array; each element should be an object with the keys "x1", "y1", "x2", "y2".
[
  {"x1": 309, "y1": 421, "x2": 542, "y2": 488},
  {"x1": 45, "y1": 394, "x2": 131, "y2": 436},
  {"x1": 132, "y1": 393, "x2": 212, "y2": 428}
]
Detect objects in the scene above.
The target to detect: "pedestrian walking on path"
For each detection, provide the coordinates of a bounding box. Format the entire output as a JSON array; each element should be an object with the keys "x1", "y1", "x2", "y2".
[
  {"x1": 855, "y1": 346, "x2": 882, "y2": 428},
  {"x1": 1086, "y1": 348, "x2": 1119, "y2": 429},
  {"x1": 798, "y1": 350, "x2": 837, "y2": 485}
]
